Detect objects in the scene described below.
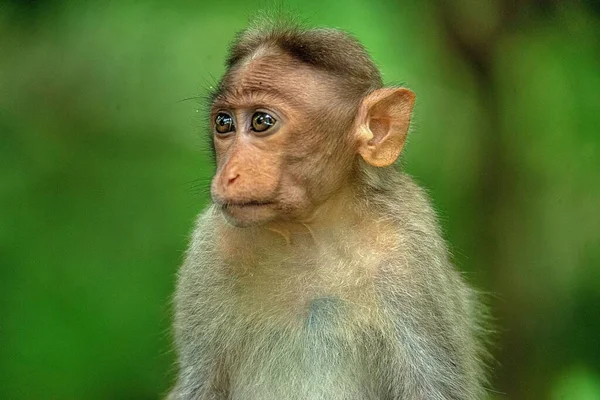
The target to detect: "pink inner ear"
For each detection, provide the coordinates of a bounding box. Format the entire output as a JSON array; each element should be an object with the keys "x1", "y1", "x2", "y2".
[{"x1": 368, "y1": 118, "x2": 391, "y2": 145}]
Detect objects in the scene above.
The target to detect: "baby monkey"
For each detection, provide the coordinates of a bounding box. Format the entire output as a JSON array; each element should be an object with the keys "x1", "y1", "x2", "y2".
[{"x1": 170, "y1": 19, "x2": 488, "y2": 400}]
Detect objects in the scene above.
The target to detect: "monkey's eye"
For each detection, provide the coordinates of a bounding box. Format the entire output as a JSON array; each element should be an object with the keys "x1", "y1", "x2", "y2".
[
  {"x1": 251, "y1": 112, "x2": 276, "y2": 133},
  {"x1": 215, "y1": 113, "x2": 235, "y2": 135}
]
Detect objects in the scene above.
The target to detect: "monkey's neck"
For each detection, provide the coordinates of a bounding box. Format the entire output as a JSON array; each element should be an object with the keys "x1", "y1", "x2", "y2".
[
  {"x1": 278, "y1": 184, "x2": 355, "y2": 220},
  {"x1": 257, "y1": 186, "x2": 373, "y2": 248}
]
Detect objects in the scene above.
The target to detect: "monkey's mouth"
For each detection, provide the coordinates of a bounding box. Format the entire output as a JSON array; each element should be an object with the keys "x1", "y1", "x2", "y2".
[
  {"x1": 220, "y1": 200, "x2": 277, "y2": 227},
  {"x1": 222, "y1": 200, "x2": 274, "y2": 208}
]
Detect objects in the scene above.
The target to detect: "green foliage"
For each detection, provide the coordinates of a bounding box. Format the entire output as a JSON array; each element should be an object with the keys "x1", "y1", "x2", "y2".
[{"x1": 1, "y1": 1, "x2": 599, "y2": 398}]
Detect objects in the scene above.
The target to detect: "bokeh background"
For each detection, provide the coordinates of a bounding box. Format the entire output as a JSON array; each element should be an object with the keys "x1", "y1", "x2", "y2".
[{"x1": 1, "y1": 0, "x2": 599, "y2": 399}]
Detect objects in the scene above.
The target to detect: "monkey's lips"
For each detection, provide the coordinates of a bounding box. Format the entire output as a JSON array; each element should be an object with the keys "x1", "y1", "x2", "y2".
[{"x1": 220, "y1": 200, "x2": 277, "y2": 226}]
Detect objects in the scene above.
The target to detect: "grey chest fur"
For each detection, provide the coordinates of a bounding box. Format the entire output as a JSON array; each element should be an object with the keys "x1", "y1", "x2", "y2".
[{"x1": 226, "y1": 295, "x2": 381, "y2": 400}]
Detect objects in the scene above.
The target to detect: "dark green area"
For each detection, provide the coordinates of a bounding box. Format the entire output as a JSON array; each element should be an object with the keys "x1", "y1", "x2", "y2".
[{"x1": 1, "y1": 1, "x2": 599, "y2": 399}]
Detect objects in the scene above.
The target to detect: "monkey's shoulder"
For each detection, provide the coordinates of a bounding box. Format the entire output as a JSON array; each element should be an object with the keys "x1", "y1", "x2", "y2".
[{"x1": 383, "y1": 173, "x2": 439, "y2": 219}]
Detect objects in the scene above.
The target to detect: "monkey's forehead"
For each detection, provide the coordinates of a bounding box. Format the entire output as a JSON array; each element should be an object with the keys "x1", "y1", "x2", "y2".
[{"x1": 212, "y1": 52, "x2": 339, "y2": 111}]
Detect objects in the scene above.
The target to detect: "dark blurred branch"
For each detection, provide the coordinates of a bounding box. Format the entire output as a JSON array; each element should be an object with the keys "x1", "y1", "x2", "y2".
[{"x1": 431, "y1": 0, "x2": 561, "y2": 397}]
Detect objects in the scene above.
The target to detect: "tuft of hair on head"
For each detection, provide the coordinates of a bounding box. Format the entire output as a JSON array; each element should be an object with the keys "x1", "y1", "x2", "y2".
[{"x1": 225, "y1": 11, "x2": 383, "y2": 99}]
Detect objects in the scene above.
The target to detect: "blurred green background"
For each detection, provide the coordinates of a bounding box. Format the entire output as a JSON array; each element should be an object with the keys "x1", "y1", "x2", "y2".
[{"x1": 1, "y1": 0, "x2": 599, "y2": 399}]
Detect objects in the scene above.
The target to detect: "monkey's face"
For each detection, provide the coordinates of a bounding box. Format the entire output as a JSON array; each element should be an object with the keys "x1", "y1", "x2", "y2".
[{"x1": 209, "y1": 53, "x2": 356, "y2": 227}]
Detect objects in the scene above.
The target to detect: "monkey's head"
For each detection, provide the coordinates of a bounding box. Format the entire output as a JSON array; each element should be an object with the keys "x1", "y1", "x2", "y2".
[{"x1": 209, "y1": 23, "x2": 415, "y2": 227}]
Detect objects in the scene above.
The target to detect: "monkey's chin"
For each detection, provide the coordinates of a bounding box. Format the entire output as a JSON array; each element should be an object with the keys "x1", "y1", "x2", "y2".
[{"x1": 221, "y1": 204, "x2": 277, "y2": 227}]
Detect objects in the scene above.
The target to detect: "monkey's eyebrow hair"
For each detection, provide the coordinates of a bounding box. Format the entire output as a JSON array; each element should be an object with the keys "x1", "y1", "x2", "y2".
[{"x1": 211, "y1": 87, "x2": 298, "y2": 108}]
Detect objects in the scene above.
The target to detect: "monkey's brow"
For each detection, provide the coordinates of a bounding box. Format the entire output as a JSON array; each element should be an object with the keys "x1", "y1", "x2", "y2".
[{"x1": 211, "y1": 87, "x2": 297, "y2": 108}]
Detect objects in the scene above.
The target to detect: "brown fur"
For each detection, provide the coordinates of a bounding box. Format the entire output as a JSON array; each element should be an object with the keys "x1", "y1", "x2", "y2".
[{"x1": 169, "y1": 19, "x2": 489, "y2": 400}]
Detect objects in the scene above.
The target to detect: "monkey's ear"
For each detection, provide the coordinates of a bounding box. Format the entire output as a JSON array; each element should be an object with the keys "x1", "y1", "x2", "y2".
[{"x1": 356, "y1": 88, "x2": 415, "y2": 167}]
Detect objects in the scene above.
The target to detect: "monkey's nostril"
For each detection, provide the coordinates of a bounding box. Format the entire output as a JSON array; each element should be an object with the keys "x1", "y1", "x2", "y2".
[{"x1": 227, "y1": 174, "x2": 240, "y2": 185}]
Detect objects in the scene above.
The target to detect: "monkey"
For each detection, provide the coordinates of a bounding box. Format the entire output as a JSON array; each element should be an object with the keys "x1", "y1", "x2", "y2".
[{"x1": 169, "y1": 18, "x2": 489, "y2": 400}]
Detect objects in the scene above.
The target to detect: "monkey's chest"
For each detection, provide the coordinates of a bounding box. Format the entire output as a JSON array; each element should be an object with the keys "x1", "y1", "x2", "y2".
[
  {"x1": 225, "y1": 298, "x2": 381, "y2": 400},
  {"x1": 230, "y1": 247, "x2": 381, "y2": 323},
  {"x1": 222, "y1": 258, "x2": 383, "y2": 399}
]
